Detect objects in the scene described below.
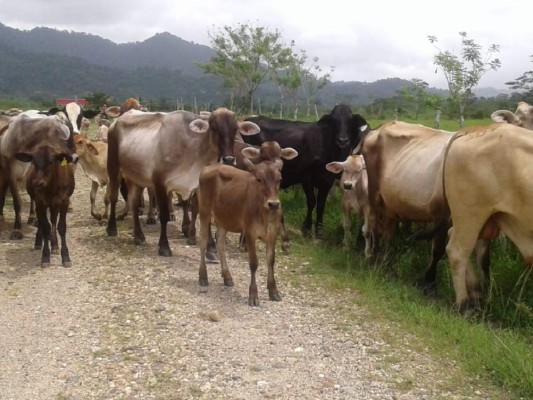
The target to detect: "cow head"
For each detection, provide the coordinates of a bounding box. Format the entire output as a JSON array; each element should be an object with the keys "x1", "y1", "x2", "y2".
[
  {"x1": 242, "y1": 144, "x2": 298, "y2": 210},
  {"x1": 74, "y1": 135, "x2": 99, "y2": 157},
  {"x1": 16, "y1": 146, "x2": 73, "y2": 191},
  {"x1": 491, "y1": 102, "x2": 533, "y2": 130},
  {"x1": 326, "y1": 154, "x2": 366, "y2": 191},
  {"x1": 189, "y1": 107, "x2": 260, "y2": 166},
  {"x1": 318, "y1": 104, "x2": 369, "y2": 156}
]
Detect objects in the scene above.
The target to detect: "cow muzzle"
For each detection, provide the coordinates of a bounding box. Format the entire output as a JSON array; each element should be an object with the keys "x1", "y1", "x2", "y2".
[
  {"x1": 267, "y1": 200, "x2": 280, "y2": 210},
  {"x1": 336, "y1": 137, "x2": 350, "y2": 148},
  {"x1": 343, "y1": 182, "x2": 353, "y2": 190},
  {"x1": 220, "y1": 156, "x2": 236, "y2": 165}
]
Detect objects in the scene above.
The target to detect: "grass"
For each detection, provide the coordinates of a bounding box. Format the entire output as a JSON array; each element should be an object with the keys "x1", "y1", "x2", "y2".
[{"x1": 280, "y1": 185, "x2": 533, "y2": 399}]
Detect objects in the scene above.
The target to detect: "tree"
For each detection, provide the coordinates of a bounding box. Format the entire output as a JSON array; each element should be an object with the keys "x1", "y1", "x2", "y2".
[
  {"x1": 198, "y1": 23, "x2": 294, "y2": 114},
  {"x1": 298, "y1": 50, "x2": 333, "y2": 118},
  {"x1": 428, "y1": 32, "x2": 501, "y2": 127},
  {"x1": 505, "y1": 55, "x2": 533, "y2": 103}
]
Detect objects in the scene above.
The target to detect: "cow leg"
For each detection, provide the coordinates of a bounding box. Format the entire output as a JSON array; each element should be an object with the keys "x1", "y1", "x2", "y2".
[
  {"x1": 186, "y1": 193, "x2": 217, "y2": 262},
  {"x1": 128, "y1": 184, "x2": 145, "y2": 245},
  {"x1": 475, "y1": 239, "x2": 491, "y2": 291},
  {"x1": 0, "y1": 178, "x2": 8, "y2": 231},
  {"x1": 146, "y1": 188, "x2": 157, "y2": 225},
  {"x1": 421, "y1": 222, "x2": 448, "y2": 296},
  {"x1": 103, "y1": 186, "x2": 110, "y2": 221},
  {"x1": 280, "y1": 213, "x2": 290, "y2": 255},
  {"x1": 167, "y1": 192, "x2": 176, "y2": 221},
  {"x1": 446, "y1": 221, "x2": 484, "y2": 315},
  {"x1": 266, "y1": 230, "x2": 281, "y2": 302},
  {"x1": 9, "y1": 178, "x2": 24, "y2": 239},
  {"x1": 106, "y1": 168, "x2": 120, "y2": 237},
  {"x1": 341, "y1": 204, "x2": 352, "y2": 250},
  {"x1": 155, "y1": 183, "x2": 172, "y2": 257},
  {"x1": 37, "y1": 205, "x2": 51, "y2": 268},
  {"x1": 90, "y1": 181, "x2": 103, "y2": 220},
  {"x1": 362, "y1": 207, "x2": 373, "y2": 259},
  {"x1": 314, "y1": 184, "x2": 332, "y2": 238},
  {"x1": 198, "y1": 197, "x2": 211, "y2": 291},
  {"x1": 49, "y1": 206, "x2": 60, "y2": 255},
  {"x1": 246, "y1": 234, "x2": 260, "y2": 306},
  {"x1": 215, "y1": 227, "x2": 233, "y2": 286},
  {"x1": 28, "y1": 199, "x2": 36, "y2": 225},
  {"x1": 117, "y1": 179, "x2": 128, "y2": 220},
  {"x1": 180, "y1": 197, "x2": 192, "y2": 239},
  {"x1": 300, "y1": 181, "x2": 316, "y2": 237},
  {"x1": 58, "y1": 202, "x2": 71, "y2": 267}
]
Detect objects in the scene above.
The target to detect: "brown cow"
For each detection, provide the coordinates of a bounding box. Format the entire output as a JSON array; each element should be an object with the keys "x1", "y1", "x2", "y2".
[
  {"x1": 197, "y1": 145, "x2": 298, "y2": 306},
  {"x1": 16, "y1": 145, "x2": 75, "y2": 268},
  {"x1": 0, "y1": 114, "x2": 73, "y2": 238},
  {"x1": 106, "y1": 108, "x2": 260, "y2": 257},
  {"x1": 444, "y1": 123, "x2": 533, "y2": 314},
  {"x1": 491, "y1": 101, "x2": 533, "y2": 129}
]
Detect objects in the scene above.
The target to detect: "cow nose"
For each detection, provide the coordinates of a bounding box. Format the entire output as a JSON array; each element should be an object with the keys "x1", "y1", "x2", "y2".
[
  {"x1": 267, "y1": 200, "x2": 280, "y2": 210},
  {"x1": 343, "y1": 182, "x2": 353, "y2": 190},
  {"x1": 337, "y1": 137, "x2": 350, "y2": 148},
  {"x1": 221, "y1": 156, "x2": 236, "y2": 165}
]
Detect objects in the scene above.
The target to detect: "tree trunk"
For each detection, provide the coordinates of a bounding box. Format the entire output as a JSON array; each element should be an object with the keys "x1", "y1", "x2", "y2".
[{"x1": 433, "y1": 109, "x2": 441, "y2": 129}]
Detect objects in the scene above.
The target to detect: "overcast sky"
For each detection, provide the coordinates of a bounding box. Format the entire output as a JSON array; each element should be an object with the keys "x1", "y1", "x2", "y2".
[{"x1": 2, "y1": 0, "x2": 531, "y2": 90}]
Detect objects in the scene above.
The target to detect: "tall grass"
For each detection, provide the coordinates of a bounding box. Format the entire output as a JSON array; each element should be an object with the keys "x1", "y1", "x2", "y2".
[{"x1": 280, "y1": 184, "x2": 533, "y2": 398}]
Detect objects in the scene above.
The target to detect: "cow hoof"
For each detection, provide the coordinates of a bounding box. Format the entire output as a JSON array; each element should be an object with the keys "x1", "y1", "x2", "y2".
[
  {"x1": 92, "y1": 213, "x2": 103, "y2": 221},
  {"x1": 187, "y1": 237, "x2": 197, "y2": 246},
  {"x1": 158, "y1": 248, "x2": 172, "y2": 257},
  {"x1": 206, "y1": 252, "x2": 219, "y2": 264},
  {"x1": 106, "y1": 227, "x2": 117, "y2": 236},
  {"x1": 10, "y1": 231, "x2": 23, "y2": 240},
  {"x1": 41, "y1": 262, "x2": 50, "y2": 268},
  {"x1": 62, "y1": 261, "x2": 72, "y2": 268},
  {"x1": 33, "y1": 245, "x2": 42, "y2": 250},
  {"x1": 27, "y1": 217, "x2": 36, "y2": 225},
  {"x1": 248, "y1": 297, "x2": 260, "y2": 307},
  {"x1": 146, "y1": 217, "x2": 157, "y2": 225},
  {"x1": 269, "y1": 293, "x2": 282, "y2": 302},
  {"x1": 281, "y1": 244, "x2": 290, "y2": 255},
  {"x1": 223, "y1": 278, "x2": 234, "y2": 287},
  {"x1": 51, "y1": 248, "x2": 60, "y2": 255},
  {"x1": 199, "y1": 284, "x2": 209, "y2": 293},
  {"x1": 134, "y1": 237, "x2": 146, "y2": 246},
  {"x1": 116, "y1": 215, "x2": 125, "y2": 221}
]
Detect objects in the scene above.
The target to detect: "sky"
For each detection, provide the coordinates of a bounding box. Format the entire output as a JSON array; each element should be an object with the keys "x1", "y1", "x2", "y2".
[{"x1": 2, "y1": 0, "x2": 532, "y2": 90}]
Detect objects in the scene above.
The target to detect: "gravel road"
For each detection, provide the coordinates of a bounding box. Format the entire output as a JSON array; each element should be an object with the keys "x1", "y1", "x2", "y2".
[{"x1": 0, "y1": 165, "x2": 508, "y2": 399}]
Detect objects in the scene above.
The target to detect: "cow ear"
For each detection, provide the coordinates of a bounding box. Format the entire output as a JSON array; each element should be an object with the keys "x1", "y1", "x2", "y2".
[
  {"x1": 15, "y1": 152, "x2": 32, "y2": 163},
  {"x1": 105, "y1": 106, "x2": 122, "y2": 118},
  {"x1": 87, "y1": 143, "x2": 99, "y2": 155},
  {"x1": 280, "y1": 147, "x2": 298, "y2": 160},
  {"x1": 57, "y1": 124, "x2": 71, "y2": 140},
  {"x1": 189, "y1": 119, "x2": 209, "y2": 134},
  {"x1": 238, "y1": 121, "x2": 261, "y2": 136},
  {"x1": 326, "y1": 162, "x2": 344, "y2": 174},
  {"x1": 358, "y1": 124, "x2": 368, "y2": 133},
  {"x1": 199, "y1": 111, "x2": 211, "y2": 120},
  {"x1": 241, "y1": 146, "x2": 260, "y2": 160},
  {"x1": 491, "y1": 110, "x2": 517, "y2": 124}
]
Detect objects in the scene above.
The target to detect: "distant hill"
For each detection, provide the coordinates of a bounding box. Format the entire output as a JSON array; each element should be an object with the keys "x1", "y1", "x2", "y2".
[{"x1": 0, "y1": 21, "x2": 508, "y2": 107}]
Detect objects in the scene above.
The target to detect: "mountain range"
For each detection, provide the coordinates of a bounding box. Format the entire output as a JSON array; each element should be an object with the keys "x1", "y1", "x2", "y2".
[{"x1": 0, "y1": 22, "x2": 506, "y2": 107}]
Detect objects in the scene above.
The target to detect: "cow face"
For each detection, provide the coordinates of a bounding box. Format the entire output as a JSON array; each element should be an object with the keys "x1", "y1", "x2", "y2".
[
  {"x1": 16, "y1": 146, "x2": 73, "y2": 191},
  {"x1": 207, "y1": 108, "x2": 260, "y2": 166},
  {"x1": 319, "y1": 104, "x2": 369, "y2": 157},
  {"x1": 326, "y1": 155, "x2": 366, "y2": 191}
]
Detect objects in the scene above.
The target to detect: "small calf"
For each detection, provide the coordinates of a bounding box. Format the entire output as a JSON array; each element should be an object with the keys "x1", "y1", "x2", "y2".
[
  {"x1": 16, "y1": 146, "x2": 75, "y2": 268},
  {"x1": 326, "y1": 154, "x2": 372, "y2": 257},
  {"x1": 197, "y1": 145, "x2": 298, "y2": 306}
]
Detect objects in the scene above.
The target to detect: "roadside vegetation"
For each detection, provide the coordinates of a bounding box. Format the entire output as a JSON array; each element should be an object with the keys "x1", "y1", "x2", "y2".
[{"x1": 279, "y1": 117, "x2": 532, "y2": 398}]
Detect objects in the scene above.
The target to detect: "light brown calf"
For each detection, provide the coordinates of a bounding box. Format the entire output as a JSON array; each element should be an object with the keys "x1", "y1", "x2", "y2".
[
  {"x1": 197, "y1": 145, "x2": 298, "y2": 306},
  {"x1": 326, "y1": 153, "x2": 372, "y2": 257}
]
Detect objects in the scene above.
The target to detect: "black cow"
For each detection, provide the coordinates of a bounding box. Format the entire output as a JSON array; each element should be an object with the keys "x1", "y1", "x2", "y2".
[{"x1": 244, "y1": 104, "x2": 370, "y2": 236}]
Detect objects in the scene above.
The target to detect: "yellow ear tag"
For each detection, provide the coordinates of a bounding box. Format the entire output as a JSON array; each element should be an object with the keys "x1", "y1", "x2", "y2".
[{"x1": 60, "y1": 158, "x2": 67, "y2": 167}]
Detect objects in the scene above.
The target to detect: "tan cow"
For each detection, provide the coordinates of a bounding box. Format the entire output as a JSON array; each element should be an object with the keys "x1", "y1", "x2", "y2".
[
  {"x1": 362, "y1": 121, "x2": 454, "y2": 292},
  {"x1": 197, "y1": 145, "x2": 298, "y2": 306},
  {"x1": 326, "y1": 151, "x2": 372, "y2": 257},
  {"x1": 444, "y1": 123, "x2": 533, "y2": 314},
  {"x1": 491, "y1": 101, "x2": 533, "y2": 129},
  {"x1": 106, "y1": 108, "x2": 260, "y2": 257}
]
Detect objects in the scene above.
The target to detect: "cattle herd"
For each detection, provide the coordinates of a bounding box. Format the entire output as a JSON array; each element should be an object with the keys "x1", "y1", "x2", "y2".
[{"x1": 0, "y1": 99, "x2": 532, "y2": 315}]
